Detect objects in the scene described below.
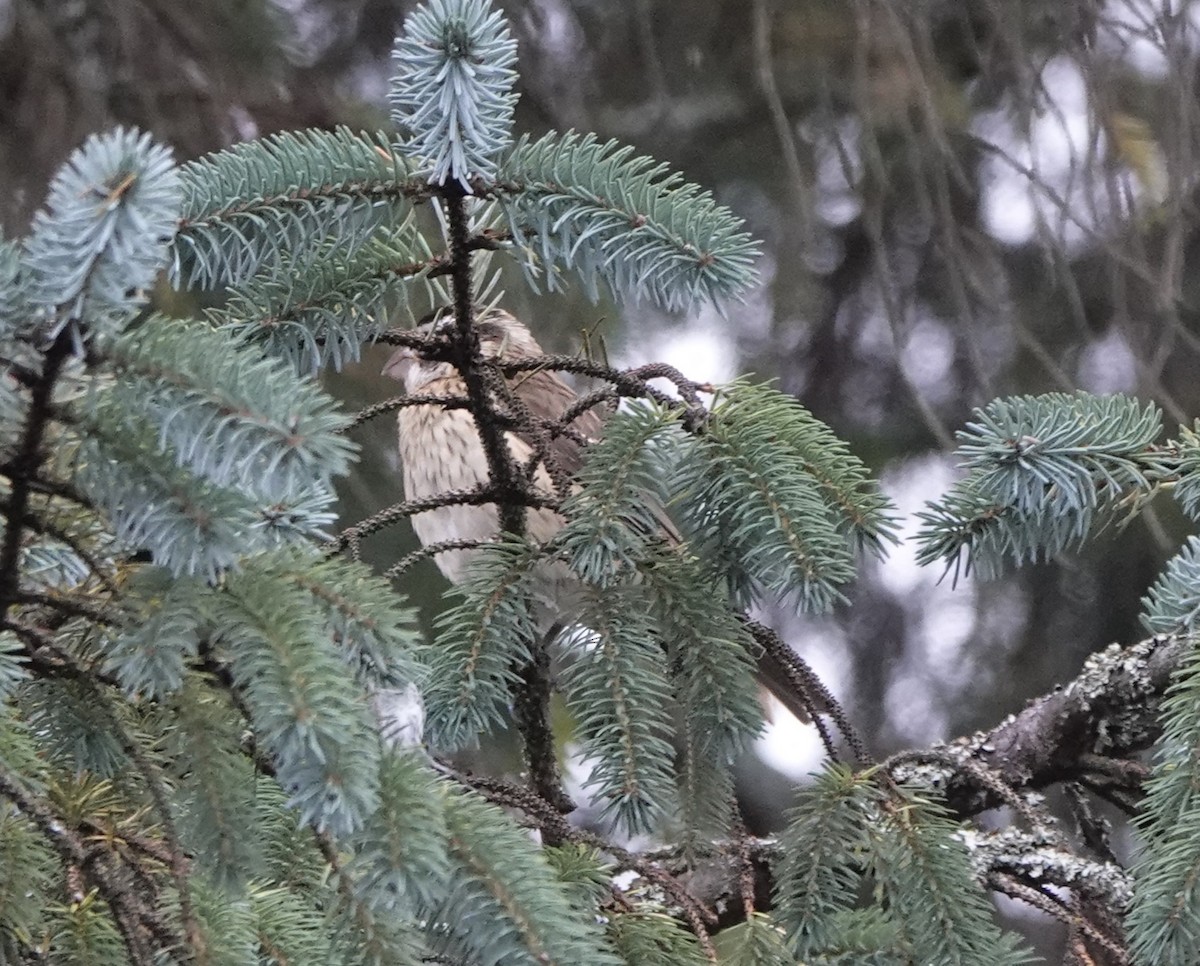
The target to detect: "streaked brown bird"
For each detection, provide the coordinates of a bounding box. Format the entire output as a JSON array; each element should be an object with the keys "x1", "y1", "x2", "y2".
[
  {"x1": 384, "y1": 308, "x2": 816, "y2": 722},
  {"x1": 383, "y1": 308, "x2": 597, "y2": 587}
]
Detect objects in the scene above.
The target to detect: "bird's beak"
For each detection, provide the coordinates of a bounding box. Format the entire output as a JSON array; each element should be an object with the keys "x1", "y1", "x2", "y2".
[{"x1": 382, "y1": 346, "x2": 415, "y2": 381}]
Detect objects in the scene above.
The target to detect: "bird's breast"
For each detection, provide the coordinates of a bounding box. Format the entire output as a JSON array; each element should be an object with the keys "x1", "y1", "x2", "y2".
[
  {"x1": 397, "y1": 404, "x2": 565, "y2": 585},
  {"x1": 398, "y1": 406, "x2": 493, "y2": 496}
]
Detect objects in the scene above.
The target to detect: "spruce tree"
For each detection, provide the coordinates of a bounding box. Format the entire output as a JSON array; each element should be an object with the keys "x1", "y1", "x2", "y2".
[{"x1": 0, "y1": 1, "x2": 1196, "y2": 964}]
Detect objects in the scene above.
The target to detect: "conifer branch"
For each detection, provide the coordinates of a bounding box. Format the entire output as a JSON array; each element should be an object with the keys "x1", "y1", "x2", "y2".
[
  {"x1": 173, "y1": 128, "x2": 430, "y2": 289},
  {"x1": 442, "y1": 762, "x2": 720, "y2": 952},
  {"x1": 14, "y1": 509, "x2": 121, "y2": 596},
  {"x1": 328, "y1": 484, "x2": 561, "y2": 557},
  {"x1": 383, "y1": 537, "x2": 492, "y2": 580},
  {"x1": 889, "y1": 635, "x2": 1182, "y2": 817},
  {"x1": 12, "y1": 1, "x2": 1185, "y2": 960},
  {"x1": 343, "y1": 392, "x2": 472, "y2": 431},
  {"x1": 0, "y1": 764, "x2": 182, "y2": 966},
  {"x1": 0, "y1": 329, "x2": 74, "y2": 624},
  {"x1": 495, "y1": 132, "x2": 759, "y2": 311},
  {"x1": 14, "y1": 590, "x2": 120, "y2": 626},
  {"x1": 741, "y1": 618, "x2": 866, "y2": 764},
  {"x1": 90, "y1": 684, "x2": 200, "y2": 957},
  {"x1": 990, "y1": 870, "x2": 1129, "y2": 961},
  {"x1": 441, "y1": 185, "x2": 570, "y2": 821},
  {"x1": 390, "y1": 0, "x2": 518, "y2": 188}
]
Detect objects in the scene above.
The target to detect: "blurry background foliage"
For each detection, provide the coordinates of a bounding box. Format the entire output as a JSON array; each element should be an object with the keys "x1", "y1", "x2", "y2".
[{"x1": 6, "y1": 0, "x2": 1200, "y2": 950}]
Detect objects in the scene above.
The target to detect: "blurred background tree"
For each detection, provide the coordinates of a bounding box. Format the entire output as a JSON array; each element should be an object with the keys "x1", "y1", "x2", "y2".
[{"x1": 7, "y1": 0, "x2": 1197, "y2": 956}]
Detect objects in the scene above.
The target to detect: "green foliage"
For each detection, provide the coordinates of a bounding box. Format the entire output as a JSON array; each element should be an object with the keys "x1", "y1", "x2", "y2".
[
  {"x1": 657, "y1": 571, "x2": 762, "y2": 759},
  {"x1": 0, "y1": 634, "x2": 27, "y2": 700},
  {"x1": 17, "y1": 499, "x2": 115, "y2": 592},
  {"x1": 348, "y1": 749, "x2": 450, "y2": 913},
  {"x1": 46, "y1": 893, "x2": 127, "y2": 966},
  {"x1": 651, "y1": 557, "x2": 762, "y2": 841},
  {"x1": 22, "y1": 128, "x2": 180, "y2": 343},
  {"x1": 72, "y1": 314, "x2": 355, "y2": 578},
  {"x1": 271, "y1": 553, "x2": 422, "y2": 690},
  {"x1": 208, "y1": 230, "x2": 435, "y2": 374},
  {"x1": 165, "y1": 681, "x2": 261, "y2": 890},
  {"x1": 0, "y1": 708, "x2": 47, "y2": 791},
  {"x1": 899, "y1": 389, "x2": 1200, "y2": 961},
  {"x1": 1169, "y1": 420, "x2": 1200, "y2": 520},
  {"x1": 102, "y1": 569, "x2": 209, "y2": 698},
  {"x1": 0, "y1": 807, "x2": 55, "y2": 959},
  {"x1": 558, "y1": 590, "x2": 677, "y2": 834},
  {"x1": 712, "y1": 914, "x2": 792, "y2": 966},
  {"x1": 1127, "y1": 633, "x2": 1200, "y2": 964},
  {"x1": 870, "y1": 785, "x2": 1032, "y2": 966},
  {"x1": 541, "y1": 842, "x2": 612, "y2": 905},
  {"x1": 544, "y1": 402, "x2": 767, "y2": 836},
  {"x1": 794, "y1": 910, "x2": 907, "y2": 965},
  {"x1": 173, "y1": 128, "x2": 423, "y2": 289},
  {"x1": 498, "y1": 131, "x2": 759, "y2": 310},
  {"x1": 250, "y1": 884, "x2": 337, "y2": 966},
  {"x1": 214, "y1": 561, "x2": 383, "y2": 837},
  {"x1": 775, "y1": 766, "x2": 1032, "y2": 965},
  {"x1": 608, "y1": 910, "x2": 708, "y2": 966},
  {"x1": 75, "y1": 409, "x2": 268, "y2": 579},
  {"x1": 557, "y1": 402, "x2": 681, "y2": 584},
  {"x1": 254, "y1": 781, "x2": 326, "y2": 892},
  {"x1": 433, "y1": 789, "x2": 623, "y2": 966},
  {"x1": 677, "y1": 381, "x2": 895, "y2": 612},
  {"x1": 421, "y1": 539, "x2": 541, "y2": 747},
  {"x1": 20, "y1": 680, "x2": 128, "y2": 778},
  {"x1": 391, "y1": 0, "x2": 518, "y2": 188},
  {"x1": 774, "y1": 764, "x2": 885, "y2": 956},
  {"x1": 9, "y1": 0, "x2": 1195, "y2": 963},
  {"x1": 188, "y1": 879, "x2": 259, "y2": 966},
  {"x1": 0, "y1": 235, "x2": 27, "y2": 333},
  {"x1": 1141, "y1": 536, "x2": 1200, "y2": 635},
  {"x1": 104, "y1": 314, "x2": 356, "y2": 493},
  {"x1": 917, "y1": 392, "x2": 1164, "y2": 580}
]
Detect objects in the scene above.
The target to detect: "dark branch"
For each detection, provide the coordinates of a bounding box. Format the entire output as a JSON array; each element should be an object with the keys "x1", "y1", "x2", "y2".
[
  {"x1": 326, "y1": 485, "x2": 560, "y2": 556},
  {"x1": 440, "y1": 185, "x2": 570, "y2": 832},
  {"x1": 890, "y1": 634, "x2": 1184, "y2": 817},
  {"x1": 0, "y1": 330, "x2": 76, "y2": 623}
]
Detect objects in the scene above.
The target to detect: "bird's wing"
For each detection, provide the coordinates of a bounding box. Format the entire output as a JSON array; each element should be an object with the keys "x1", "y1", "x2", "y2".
[
  {"x1": 504, "y1": 365, "x2": 685, "y2": 545},
  {"x1": 503, "y1": 367, "x2": 604, "y2": 477}
]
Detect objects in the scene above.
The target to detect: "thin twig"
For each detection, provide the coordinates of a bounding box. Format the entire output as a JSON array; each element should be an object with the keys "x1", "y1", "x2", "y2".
[
  {"x1": 987, "y1": 870, "x2": 1130, "y2": 964},
  {"x1": 326, "y1": 485, "x2": 559, "y2": 556},
  {"x1": 343, "y1": 392, "x2": 472, "y2": 431},
  {"x1": 742, "y1": 617, "x2": 869, "y2": 765},
  {"x1": 0, "y1": 763, "x2": 175, "y2": 966},
  {"x1": 383, "y1": 537, "x2": 492, "y2": 580},
  {"x1": 15, "y1": 590, "x2": 121, "y2": 626}
]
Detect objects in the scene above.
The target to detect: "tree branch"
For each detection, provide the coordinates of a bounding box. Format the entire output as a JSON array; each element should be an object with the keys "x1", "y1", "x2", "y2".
[
  {"x1": 890, "y1": 634, "x2": 1184, "y2": 817},
  {"x1": 440, "y1": 185, "x2": 572, "y2": 829},
  {"x1": 0, "y1": 330, "x2": 75, "y2": 623}
]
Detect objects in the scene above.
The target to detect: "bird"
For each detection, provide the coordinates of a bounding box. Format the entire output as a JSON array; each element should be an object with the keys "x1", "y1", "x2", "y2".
[
  {"x1": 383, "y1": 307, "x2": 818, "y2": 723},
  {"x1": 382, "y1": 307, "x2": 598, "y2": 588}
]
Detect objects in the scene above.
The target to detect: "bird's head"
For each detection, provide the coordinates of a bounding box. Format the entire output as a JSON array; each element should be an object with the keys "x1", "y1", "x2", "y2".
[{"x1": 382, "y1": 308, "x2": 546, "y2": 392}]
